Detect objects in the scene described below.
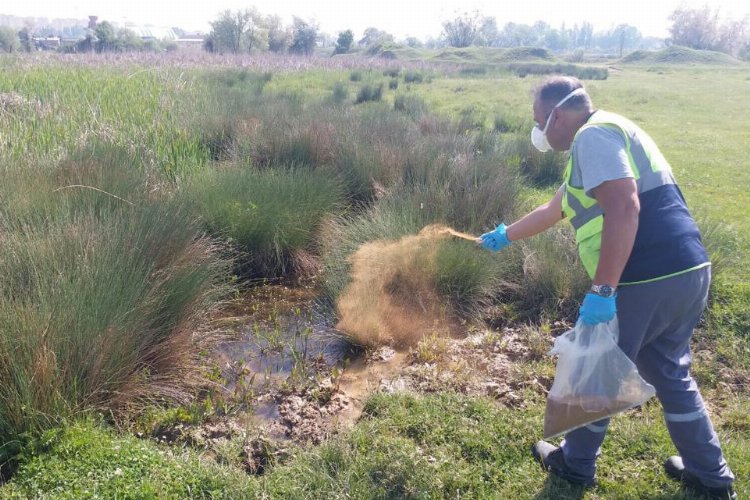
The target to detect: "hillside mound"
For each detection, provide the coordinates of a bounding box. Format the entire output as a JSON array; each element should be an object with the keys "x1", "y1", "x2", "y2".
[
  {"x1": 620, "y1": 46, "x2": 741, "y2": 66},
  {"x1": 434, "y1": 46, "x2": 556, "y2": 65},
  {"x1": 495, "y1": 46, "x2": 555, "y2": 62}
]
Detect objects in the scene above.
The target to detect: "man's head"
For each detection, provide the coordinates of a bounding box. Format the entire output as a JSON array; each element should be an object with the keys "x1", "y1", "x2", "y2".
[{"x1": 531, "y1": 76, "x2": 594, "y2": 152}]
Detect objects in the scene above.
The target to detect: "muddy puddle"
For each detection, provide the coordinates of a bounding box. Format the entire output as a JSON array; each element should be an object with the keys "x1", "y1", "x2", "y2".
[
  {"x1": 212, "y1": 281, "x2": 367, "y2": 434},
  {"x1": 207, "y1": 280, "x2": 545, "y2": 447}
]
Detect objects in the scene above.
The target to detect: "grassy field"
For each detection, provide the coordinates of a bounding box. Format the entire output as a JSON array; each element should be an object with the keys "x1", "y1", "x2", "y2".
[{"x1": 0, "y1": 52, "x2": 747, "y2": 498}]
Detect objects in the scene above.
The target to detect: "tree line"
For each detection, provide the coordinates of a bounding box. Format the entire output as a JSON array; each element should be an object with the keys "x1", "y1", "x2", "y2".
[{"x1": 0, "y1": 5, "x2": 748, "y2": 60}]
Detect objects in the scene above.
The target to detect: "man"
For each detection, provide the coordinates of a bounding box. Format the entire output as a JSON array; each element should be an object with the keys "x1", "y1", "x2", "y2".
[{"x1": 479, "y1": 76, "x2": 735, "y2": 499}]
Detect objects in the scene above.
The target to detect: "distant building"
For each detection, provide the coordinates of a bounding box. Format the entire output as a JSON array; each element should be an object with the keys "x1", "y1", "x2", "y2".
[{"x1": 33, "y1": 36, "x2": 61, "y2": 50}]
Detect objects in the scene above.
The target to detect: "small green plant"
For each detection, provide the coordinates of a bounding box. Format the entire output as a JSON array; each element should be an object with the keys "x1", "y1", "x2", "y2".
[
  {"x1": 355, "y1": 83, "x2": 384, "y2": 104},
  {"x1": 388, "y1": 78, "x2": 399, "y2": 90},
  {"x1": 349, "y1": 70, "x2": 362, "y2": 81}
]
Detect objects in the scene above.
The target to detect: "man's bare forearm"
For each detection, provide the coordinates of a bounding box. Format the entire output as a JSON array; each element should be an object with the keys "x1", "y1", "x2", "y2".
[{"x1": 506, "y1": 186, "x2": 564, "y2": 242}]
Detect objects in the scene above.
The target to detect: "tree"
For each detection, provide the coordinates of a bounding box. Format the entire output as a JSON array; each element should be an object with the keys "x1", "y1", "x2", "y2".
[
  {"x1": 0, "y1": 26, "x2": 20, "y2": 53},
  {"x1": 477, "y1": 17, "x2": 499, "y2": 46},
  {"x1": 442, "y1": 12, "x2": 481, "y2": 47},
  {"x1": 579, "y1": 22, "x2": 594, "y2": 49},
  {"x1": 717, "y1": 16, "x2": 750, "y2": 56},
  {"x1": 116, "y1": 28, "x2": 144, "y2": 52},
  {"x1": 208, "y1": 9, "x2": 266, "y2": 54},
  {"x1": 289, "y1": 18, "x2": 317, "y2": 56},
  {"x1": 358, "y1": 27, "x2": 393, "y2": 48},
  {"x1": 17, "y1": 28, "x2": 32, "y2": 52},
  {"x1": 94, "y1": 21, "x2": 117, "y2": 52},
  {"x1": 333, "y1": 29, "x2": 353, "y2": 55},
  {"x1": 497, "y1": 22, "x2": 538, "y2": 47},
  {"x1": 668, "y1": 6, "x2": 719, "y2": 50},
  {"x1": 613, "y1": 24, "x2": 641, "y2": 57},
  {"x1": 266, "y1": 15, "x2": 290, "y2": 53},
  {"x1": 404, "y1": 37, "x2": 423, "y2": 48}
]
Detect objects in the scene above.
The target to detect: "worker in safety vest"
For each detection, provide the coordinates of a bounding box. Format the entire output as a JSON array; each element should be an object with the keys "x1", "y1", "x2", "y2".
[{"x1": 479, "y1": 76, "x2": 735, "y2": 500}]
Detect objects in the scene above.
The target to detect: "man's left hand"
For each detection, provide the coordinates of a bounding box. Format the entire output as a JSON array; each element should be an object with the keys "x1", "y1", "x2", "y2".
[{"x1": 578, "y1": 292, "x2": 617, "y2": 325}]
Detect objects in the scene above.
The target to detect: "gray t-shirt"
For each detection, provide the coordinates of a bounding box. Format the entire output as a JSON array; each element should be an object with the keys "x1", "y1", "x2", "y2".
[{"x1": 569, "y1": 122, "x2": 634, "y2": 198}]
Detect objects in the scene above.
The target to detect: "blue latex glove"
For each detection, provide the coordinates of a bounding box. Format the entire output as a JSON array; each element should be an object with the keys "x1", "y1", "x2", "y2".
[
  {"x1": 479, "y1": 223, "x2": 511, "y2": 252},
  {"x1": 578, "y1": 292, "x2": 617, "y2": 325}
]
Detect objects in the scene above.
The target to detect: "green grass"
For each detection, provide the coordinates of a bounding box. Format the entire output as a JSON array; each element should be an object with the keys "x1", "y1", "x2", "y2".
[
  {"x1": 182, "y1": 165, "x2": 344, "y2": 277},
  {"x1": 621, "y1": 46, "x2": 742, "y2": 66},
  {"x1": 6, "y1": 392, "x2": 748, "y2": 498},
  {"x1": 1, "y1": 421, "x2": 257, "y2": 498},
  {"x1": 0, "y1": 66, "x2": 210, "y2": 176}
]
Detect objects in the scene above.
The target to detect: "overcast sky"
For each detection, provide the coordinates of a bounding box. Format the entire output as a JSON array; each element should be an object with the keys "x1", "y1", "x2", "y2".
[{"x1": 4, "y1": 0, "x2": 750, "y2": 39}]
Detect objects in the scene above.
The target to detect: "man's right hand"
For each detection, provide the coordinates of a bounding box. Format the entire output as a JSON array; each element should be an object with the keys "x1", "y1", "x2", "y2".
[{"x1": 479, "y1": 223, "x2": 511, "y2": 252}]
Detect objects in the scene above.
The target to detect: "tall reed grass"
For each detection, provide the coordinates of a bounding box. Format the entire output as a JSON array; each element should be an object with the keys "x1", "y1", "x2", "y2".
[
  {"x1": 0, "y1": 158, "x2": 230, "y2": 467},
  {"x1": 181, "y1": 165, "x2": 343, "y2": 277}
]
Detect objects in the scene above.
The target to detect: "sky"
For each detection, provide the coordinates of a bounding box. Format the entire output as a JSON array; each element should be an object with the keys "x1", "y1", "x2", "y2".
[{"x1": 4, "y1": 0, "x2": 750, "y2": 39}]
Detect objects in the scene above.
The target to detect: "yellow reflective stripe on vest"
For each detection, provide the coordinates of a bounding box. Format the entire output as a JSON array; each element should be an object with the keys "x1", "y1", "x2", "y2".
[{"x1": 562, "y1": 111, "x2": 676, "y2": 279}]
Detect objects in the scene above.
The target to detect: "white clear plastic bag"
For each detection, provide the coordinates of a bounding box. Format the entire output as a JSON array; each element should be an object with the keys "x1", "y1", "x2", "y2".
[{"x1": 543, "y1": 318, "x2": 656, "y2": 439}]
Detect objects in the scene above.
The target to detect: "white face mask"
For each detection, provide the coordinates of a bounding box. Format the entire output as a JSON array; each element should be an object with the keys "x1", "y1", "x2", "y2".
[{"x1": 531, "y1": 88, "x2": 587, "y2": 153}]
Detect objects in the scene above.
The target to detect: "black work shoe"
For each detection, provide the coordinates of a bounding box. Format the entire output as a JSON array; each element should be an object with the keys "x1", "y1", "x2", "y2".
[
  {"x1": 532, "y1": 440, "x2": 597, "y2": 488},
  {"x1": 664, "y1": 456, "x2": 737, "y2": 500}
]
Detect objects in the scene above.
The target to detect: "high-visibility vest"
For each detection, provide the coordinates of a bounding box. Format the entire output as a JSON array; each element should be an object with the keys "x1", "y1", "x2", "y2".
[{"x1": 562, "y1": 110, "x2": 708, "y2": 284}]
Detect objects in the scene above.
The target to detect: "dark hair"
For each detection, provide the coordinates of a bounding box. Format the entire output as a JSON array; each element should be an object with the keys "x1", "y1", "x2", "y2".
[{"x1": 532, "y1": 76, "x2": 591, "y2": 112}]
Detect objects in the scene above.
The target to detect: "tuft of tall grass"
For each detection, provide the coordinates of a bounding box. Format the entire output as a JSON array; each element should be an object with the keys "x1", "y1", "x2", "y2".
[
  {"x1": 0, "y1": 161, "x2": 230, "y2": 466},
  {"x1": 403, "y1": 70, "x2": 425, "y2": 83},
  {"x1": 355, "y1": 83, "x2": 383, "y2": 104},
  {"x1": 331, "y1": 81, "x2": 349, "y2": 104},
  {"x1": 320, "y1": 154, "x2": 520, "y2": 320},
  {"x1": 393, "y1": 94, "x2": 427, "y2": 119},
  {"x1": 181, "y1": 165, "x2": 343, "y2": 277},
  {"x1": 513, "y1": 226, "x2": 590, "y2": 322},
  {"x1": 500, "y1": 133, "x2": 567, "y2": 187}
]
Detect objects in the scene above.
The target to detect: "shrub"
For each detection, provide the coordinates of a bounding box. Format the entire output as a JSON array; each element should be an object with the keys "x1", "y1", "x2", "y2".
[
  {"x1": 506, "y1": 62, "x2": 608, "y2": 80},
  {"x1": 403, "y1": 70, "x2": 424, "y2": 83},
  {"x1": 355, "y1": 83, "x2": 383, "y2": 104},
  {"x1": 388, "y1": 78, "x2": 399, "y2": 90},
  {"x1": 182, "y1": 165, "x2": 343, "y2": 277},
  {"x1": 393, "y1": 94, "x2": 427, "y2": 119},
  {"x1": 332, "y1": 81, "x2": 349, "y2": 104},
  {"x1": 0, "y1": 161, "x2": 230, "y2": 466},
  {"x1": 349, "y1": 70, "x2": 363, "y2": 82}
]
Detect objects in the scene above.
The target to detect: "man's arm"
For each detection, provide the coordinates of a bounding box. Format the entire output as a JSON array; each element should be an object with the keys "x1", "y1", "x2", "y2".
[
  {"x1": 505, "y1": 185, "x2": 565, "y2": 241},
  {"x1": 591, "y1": 178, "x2": 640, "y2": 287}
]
